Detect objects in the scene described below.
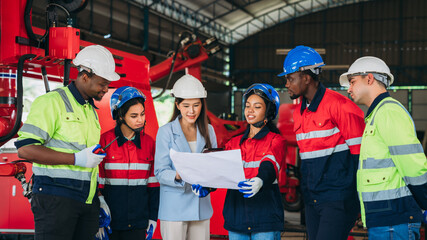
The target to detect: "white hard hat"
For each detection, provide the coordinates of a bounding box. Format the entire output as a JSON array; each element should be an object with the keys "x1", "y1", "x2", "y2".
[
  {"x1": 73, "y1": 45, "x2": 120, "y2": 81},
  {"x1": 171, "y1": 74, "x2": 207, "y2": 99},
  {"x1": 339, "y1": 56, "x2": 394, "y2": 87}
]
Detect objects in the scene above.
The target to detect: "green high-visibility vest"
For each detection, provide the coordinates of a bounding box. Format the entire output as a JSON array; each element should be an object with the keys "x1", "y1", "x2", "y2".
[
  {"x1": 17, "y1": 86, "x2": 101, "y2": 204},
  {"x1": 357, "y1": 96, "x2": 426, "y2": 227}
]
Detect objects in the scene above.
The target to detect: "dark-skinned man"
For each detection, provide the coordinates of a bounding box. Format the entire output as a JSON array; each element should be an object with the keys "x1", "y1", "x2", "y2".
[
  {"x1": 15, "y1": 45, "x2": 120, "y2": 240},
  {"x1": 278, "y1": 45, "x2": 365, "y2": 240}
]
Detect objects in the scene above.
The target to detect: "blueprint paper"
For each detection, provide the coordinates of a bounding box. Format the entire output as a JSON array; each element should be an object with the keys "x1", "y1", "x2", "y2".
[{"x1": 169, "y1": 149, "x2": 245, "y2": 189}]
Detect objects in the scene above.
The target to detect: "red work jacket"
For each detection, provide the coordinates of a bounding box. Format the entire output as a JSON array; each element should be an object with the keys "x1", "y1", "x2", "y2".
[
  {"x1": 294, "y1": 83, "x2": 365, "y2": 203},
  {"x1": 99, "y1": 127, "x2": 159, "y2": 230}
]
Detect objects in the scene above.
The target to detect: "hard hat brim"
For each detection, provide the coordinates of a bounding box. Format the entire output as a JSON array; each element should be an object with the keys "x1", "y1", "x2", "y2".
[
  {"x1": 339, "y1": 73, "x2": 350, "y2": 87},
  {"x1": 277, "y1": 71, "x2": 287, "y2": 77},
  {"x1": 100, "y1": 72, "x2": 121, "y2": 82}
]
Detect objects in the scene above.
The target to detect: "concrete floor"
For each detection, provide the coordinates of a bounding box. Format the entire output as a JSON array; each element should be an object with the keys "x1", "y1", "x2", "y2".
[{"x1": 281, "y1": 210, "x2": 369, "y2": 240}]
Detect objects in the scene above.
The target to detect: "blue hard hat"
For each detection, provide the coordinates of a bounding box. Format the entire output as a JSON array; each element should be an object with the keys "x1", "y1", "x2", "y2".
[
  {"x1": 110, "y1": 86, "x2": 146, "y2": 120},
  {"x1": 277, "y1": 45, "x2": 325, "y2": 77},
  {"x1": 243, "y1": 83, "x2": 280, "y2": 120}
]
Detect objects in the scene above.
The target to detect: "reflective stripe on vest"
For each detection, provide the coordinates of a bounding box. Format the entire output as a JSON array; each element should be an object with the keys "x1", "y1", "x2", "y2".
[
  {"x1": 54, "y1": 88, "x2": 73, "y2": 112},
  {"x1": 362, "y1": 157, "x2": 395, "y2": 169},
  {"x1": 389, "y1": 144, "x2": 424, "y2": 155},
  {"x1": 33, "y1": 165, "x2": 92, "y2": 181},
  {"x1": 404, "y1": 172, "x2": 427, "y2": 186},
  {"x1": 19, "y1": 123, "x2": 87, "y2": 151},
  {"x1": 361, "y1": 185, "x2": 412, "y2": 202},
  {"x1": 20, "y1": 123, "x2": 50, "y2": 141}
]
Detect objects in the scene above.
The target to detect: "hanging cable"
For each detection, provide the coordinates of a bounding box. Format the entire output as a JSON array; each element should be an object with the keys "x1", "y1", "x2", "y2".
[{"x1": 152, "y1": 31, "x2": 194, "y2": 99}]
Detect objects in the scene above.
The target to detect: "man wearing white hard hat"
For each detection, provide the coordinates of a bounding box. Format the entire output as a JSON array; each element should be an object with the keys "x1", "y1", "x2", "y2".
[
  {"x1": 340, "y1": 56, "x2": 427, "y2": 239},
  {"x1": 15, "y1": 45, "x2": 120, "y2": 240}
]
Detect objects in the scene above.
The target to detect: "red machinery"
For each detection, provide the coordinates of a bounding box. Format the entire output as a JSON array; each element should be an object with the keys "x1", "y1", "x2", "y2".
[
  {"x1": 0, "y1": 0, "x2": 298, "y2": 238},
  {"x1": 277, "y1": 103, "x2": 302, "y2": 212}
]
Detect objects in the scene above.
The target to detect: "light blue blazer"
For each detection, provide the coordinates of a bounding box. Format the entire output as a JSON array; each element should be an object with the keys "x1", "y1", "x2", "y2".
[{"x1": 154, "y1": 116, "x2": 217, "y2": 221}]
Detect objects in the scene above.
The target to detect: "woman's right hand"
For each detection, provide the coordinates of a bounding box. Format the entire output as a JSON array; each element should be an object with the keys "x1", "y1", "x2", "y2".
[{"x1": 175, "y1": 172, "x2": 182, "y2": 181}]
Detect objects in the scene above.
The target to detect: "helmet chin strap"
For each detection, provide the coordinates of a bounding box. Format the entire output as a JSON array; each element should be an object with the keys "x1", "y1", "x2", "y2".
[
  {"x1": 124, "y1": 121, "x2": 146, "y2": 133},
  {"x1": 252, "y1": 119, "x2": 267, "y2": 128}
]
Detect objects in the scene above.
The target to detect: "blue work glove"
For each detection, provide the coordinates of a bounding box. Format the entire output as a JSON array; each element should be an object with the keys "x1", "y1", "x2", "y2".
[
  {"x1": 75, "y1": 144, "x2": 106, "y2": 168},
  {"x1": 99, "y1": 196, "x2": 111, "y2": 218},
  {"x1": 238, "y1": 177, "x2": 263, "y2": 198},
  {"x1": 95, "y1": 226, "x2": 110, "y2": 240},
  {"x1": 146, "y1": 219, "x2": 157, "y2": 240},
  {"x1": 95, "y1": 196, "x2": 112, "y2": 240},
  {"x1": 95, "y1": 208, "x2": 112, "y2": 240},
  {"x1": 191, "y1": 184, "x2": 209, "y2": 198}
]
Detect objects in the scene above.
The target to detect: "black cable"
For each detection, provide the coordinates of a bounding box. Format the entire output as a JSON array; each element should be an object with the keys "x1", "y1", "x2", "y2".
[
  {"x1": 46, "y1": 3, "x2": 71, "y2": 18},
  {"x1": 0, "y1": 54, "x2": 36, "y2": 143},
  {"x1": 24, "y1": 0, "x2": 42, "y2": 45},
  {"x1": 152, "y1": 32, "x2": 193, "y2": 99}
]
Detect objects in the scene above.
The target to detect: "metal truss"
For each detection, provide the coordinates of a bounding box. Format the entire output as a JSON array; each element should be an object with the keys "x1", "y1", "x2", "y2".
[{"x1": 132, "y1": 0, "x2": 373, "y2": 45}]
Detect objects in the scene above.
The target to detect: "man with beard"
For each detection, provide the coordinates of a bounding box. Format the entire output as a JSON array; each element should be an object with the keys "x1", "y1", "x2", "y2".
[
  {"x1": 15, "y1": 45, "x2": 120, "y2": 240},
  {"x1": 278, "y1": 45, "x2": 365, "y2": 240}
]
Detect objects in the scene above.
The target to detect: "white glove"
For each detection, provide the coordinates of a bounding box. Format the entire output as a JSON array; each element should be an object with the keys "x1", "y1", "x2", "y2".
[
  {"x1": 95, "y1": 227, "x2": 108, "y2": 240},
  {"x1": 238, "y1": 177, "x2": 263, "y2": 198},
  {"x1": 146, "y1": 219, "x2": 157, "y2": 240},
  {"x1": 99, "y1": 195, "x2": 111, "y2": 218},
  {"x1": 74, "y1": 144, "x2": 106, "y2": 168}
]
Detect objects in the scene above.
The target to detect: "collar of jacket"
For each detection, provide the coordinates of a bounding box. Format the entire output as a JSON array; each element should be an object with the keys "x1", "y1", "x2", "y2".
[
  {"x1": 300, "y1": 82, "x2": 326, "y2": 114},
  {"x1": 114, "y1": 125, "x2": 141, "y2": 148},
  {"x1": 171, "y1": 115, "x2": 207, "y2": 153},
  {"x1": 240, "y1": 125, "x2": 270, "y2": 145},
  {"x1": 365, "y1": 91, "x2": 390, "y2": 118},
  {"x1": 67, "y1": 81, "x2": 98, "y2": 109}
]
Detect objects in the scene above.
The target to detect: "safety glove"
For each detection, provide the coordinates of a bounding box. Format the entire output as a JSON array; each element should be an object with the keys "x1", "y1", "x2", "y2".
[
  {"x1": 99, "y1": 196, "x2": 111, "y2": 219},
  {"x1": 95, "y1": 205, "x2": 112, "y2": 240},
  {"x1": 95, "y1": 226, "x2": 110, "y2": 240},
  {"x1": 191, "y1": 184, "x2": 209, "y2": 198},
  {"x1": 238, "y1": 177, "x2": 263, "y2": 198},
  {"x1": 74, "y1": 144, "x2": 106, "y2": 168},
  {"x1": 145, "y1": 219, "x2": 157, "y2": 240}
]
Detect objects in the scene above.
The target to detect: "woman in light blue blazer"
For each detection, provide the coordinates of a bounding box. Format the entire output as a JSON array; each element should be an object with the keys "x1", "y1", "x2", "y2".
[{"x1": 154, "y1": 74, "x2": 217, "y2": 240}]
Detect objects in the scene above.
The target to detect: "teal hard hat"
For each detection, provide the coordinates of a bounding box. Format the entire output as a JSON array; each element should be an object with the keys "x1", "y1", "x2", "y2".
[{"x1": 278, "y1": 45, "x2": 325, "y2": 77}]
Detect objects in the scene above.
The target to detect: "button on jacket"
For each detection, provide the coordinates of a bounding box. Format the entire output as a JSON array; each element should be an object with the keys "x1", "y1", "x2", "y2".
[
  {"x1": 293, "y1": 83, "x2": 365, "y2": 203},
  {"x1": 15, "y1": 82, "x2": 101, "y2": 204},
  {"x1": 223, "y1": 126, "x2": 286, "y2": 233},
  {"x1": 358, "y1": 92, "x2": 427, "y2": 228},
  {"x1": 99, "y1": 126, "x2": 159, "y2": 230},
  {"x1": 154, "y1": 116, "x2": 217, "y2": 221}
]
